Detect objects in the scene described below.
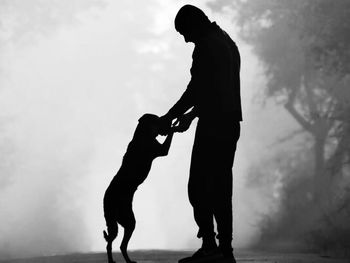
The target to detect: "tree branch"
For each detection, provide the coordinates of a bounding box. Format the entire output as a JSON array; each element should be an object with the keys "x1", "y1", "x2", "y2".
[{"x1": 284, "y1": 101, "x2": 313, "y2": 133}]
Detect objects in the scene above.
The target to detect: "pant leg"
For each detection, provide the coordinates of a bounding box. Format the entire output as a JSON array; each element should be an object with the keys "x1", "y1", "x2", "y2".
[
  {"x1": 188, "y1": 118, "x2": 240, "y2": 248},
  {"x1": 188, "y1": 120, "x2": 216, "y2": 242},
  {"x1": 211, "y1": 121, "x2": 240, "y2": 249}
]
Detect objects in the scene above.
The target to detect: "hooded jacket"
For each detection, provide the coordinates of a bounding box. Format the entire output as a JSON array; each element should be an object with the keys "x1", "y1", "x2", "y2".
[{"x1": 168, "y1": 22, "x2": 242, "y2": 122}]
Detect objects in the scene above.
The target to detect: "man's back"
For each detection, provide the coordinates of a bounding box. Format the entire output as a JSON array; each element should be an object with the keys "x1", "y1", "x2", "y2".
[{"x1": 192, "y1": 22, "x2": 242, "y2": 121}]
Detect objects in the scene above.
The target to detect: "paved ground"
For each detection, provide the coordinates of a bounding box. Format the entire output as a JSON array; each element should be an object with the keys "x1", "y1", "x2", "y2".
[{"x1": 0, "y1": 250, "x2": 349, "y2": 263}]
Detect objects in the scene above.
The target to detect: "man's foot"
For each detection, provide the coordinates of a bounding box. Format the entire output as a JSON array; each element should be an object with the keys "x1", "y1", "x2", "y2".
[
  {"x1": 178, "y1": 247, "x2": 224, "y2": 263},
  {"x1": 220, "y1": 255, "x2": 237, "y2": 263},
  {"x1": 216, "y1": 248, "x2": 236, "y2": 263}
]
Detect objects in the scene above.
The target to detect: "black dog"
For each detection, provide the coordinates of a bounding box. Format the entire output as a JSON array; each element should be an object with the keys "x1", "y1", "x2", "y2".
[{"x1": 103, "y1": 114, "x2": 174, "y2": 263}]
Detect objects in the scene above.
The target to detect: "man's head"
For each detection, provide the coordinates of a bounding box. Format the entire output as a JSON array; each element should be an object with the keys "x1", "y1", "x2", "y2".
[{"x1": 174, "y1": 5, "x2": 211, "y2": 43}]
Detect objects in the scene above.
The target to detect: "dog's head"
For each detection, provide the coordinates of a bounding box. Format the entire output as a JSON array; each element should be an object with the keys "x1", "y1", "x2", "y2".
[
  {"x1": 136, "y1": 113, "x2": 160, "y2": 138},
  {"x1": 138, "y1": 113, "x2": 159, "y2": 125}
]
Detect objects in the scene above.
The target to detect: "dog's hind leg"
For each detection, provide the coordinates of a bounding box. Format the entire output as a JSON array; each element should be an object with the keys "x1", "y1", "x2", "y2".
[
  {"x1": 104, "y1": 223, "x2": 118, "y2": 263},
  {"x1": 120, "y1": 214, "x2": 136, "y2": 263}
]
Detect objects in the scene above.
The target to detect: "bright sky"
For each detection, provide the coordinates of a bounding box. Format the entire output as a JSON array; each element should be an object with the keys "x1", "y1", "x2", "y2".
[{"x1": 0, "y1": 0, "x2": 298, "y2": 257}]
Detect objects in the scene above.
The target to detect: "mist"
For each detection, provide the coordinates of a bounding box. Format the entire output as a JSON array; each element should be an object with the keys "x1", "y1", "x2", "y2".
[
  {"x1": 0, "y1": 0, "x2": 304, "y2": 259},
  {"x1": 209, "y1": 0, "x2": 350, "y2": 256}
]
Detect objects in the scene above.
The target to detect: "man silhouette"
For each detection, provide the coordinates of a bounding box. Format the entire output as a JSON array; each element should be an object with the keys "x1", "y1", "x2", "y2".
[{"x1": 159, "y1": 5, "x2": 242, "y2": 263}]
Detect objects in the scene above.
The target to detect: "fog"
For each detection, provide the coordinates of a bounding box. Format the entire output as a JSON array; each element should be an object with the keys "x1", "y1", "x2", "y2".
[{"x1": 0, "y1": 0, "x2": 302, "y2": 259}]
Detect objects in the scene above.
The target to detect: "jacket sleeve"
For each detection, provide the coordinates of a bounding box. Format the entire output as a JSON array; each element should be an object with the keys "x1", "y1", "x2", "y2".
[
  {"x1": 166, "y1": 43, "x2": 211, "y2": 119},
  {"x1": 166, "y1": 80, "x2": 195, "y2": 120}
]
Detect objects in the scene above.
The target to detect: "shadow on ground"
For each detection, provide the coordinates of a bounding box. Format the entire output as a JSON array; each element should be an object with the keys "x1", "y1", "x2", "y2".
[{"x1": 0, "y1": 250, "x2": 348, "y2": 263}]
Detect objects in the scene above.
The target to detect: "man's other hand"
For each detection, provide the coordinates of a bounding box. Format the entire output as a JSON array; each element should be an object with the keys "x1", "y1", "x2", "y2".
[{"x1": 173, "y1": 113, "x2": 193, "y2": 133}]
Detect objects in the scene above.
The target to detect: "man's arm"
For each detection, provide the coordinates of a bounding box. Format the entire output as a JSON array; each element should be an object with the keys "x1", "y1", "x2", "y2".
[
  {"x1": 160, "y1": 42, "x2": 211, "y2": 135},
  {"x1": 158, "y1": 82, "x2": 195, "y2": 135},
  {"x1": 162, "y1": 43, "x2": 208, "y2": 121},
  {"x1": 163, "y1": 83, "x2": 195, "y2": 121},
  {"x1": 169, "y1": 42, "x2": 212, "y2": 120}
]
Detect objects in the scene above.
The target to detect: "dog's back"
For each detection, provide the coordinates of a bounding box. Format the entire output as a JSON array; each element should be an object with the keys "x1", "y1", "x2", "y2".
[
  {"x1": 103, "y1": 113, "x2": 173, "y2": 263},
  {"x1": 103, "y1": 134, "x2": 165, "y2": 263},
  {"x1": 110, "y1": 133, "x2": 165, "y2": 188}
]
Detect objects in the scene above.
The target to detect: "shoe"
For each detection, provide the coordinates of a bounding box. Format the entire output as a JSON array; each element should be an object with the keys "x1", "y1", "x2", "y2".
[
  {"x1": 178, "y1": 247, "x2": 224, "y2": 263},
  {"x1": 219, "y1": 244, "x2": 236, "y2": 263},
  {"x1": 220, "y1": 255, "x2": 237, "y2": 263}
]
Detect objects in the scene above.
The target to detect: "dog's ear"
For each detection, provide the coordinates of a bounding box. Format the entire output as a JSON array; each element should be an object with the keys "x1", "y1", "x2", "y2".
[
  {"x1": 138, "y1": 113, "x2": 159, "y2": 124},
  {"x1": 138, "y1": 115, "x2": 147, "y2": 123}
]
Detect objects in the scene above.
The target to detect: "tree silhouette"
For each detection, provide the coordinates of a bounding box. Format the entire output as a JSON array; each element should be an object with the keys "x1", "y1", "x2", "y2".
[{"x1": 209, "y1": 0, "x2": 350, "y2": 253}]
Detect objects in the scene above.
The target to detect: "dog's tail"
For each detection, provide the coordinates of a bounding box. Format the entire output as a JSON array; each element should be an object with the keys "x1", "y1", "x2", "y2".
[
  {"x1": 103, "y1": 224, "x2": 118, "y2": 243},
  {"x1": 103, "y1": 230, "x2": 109, "y2": 242}
]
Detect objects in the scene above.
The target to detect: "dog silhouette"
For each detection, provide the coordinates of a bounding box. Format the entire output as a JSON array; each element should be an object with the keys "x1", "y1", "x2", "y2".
[{"x1": 103, "y1": 114, "x2": 174, "y2": 263}]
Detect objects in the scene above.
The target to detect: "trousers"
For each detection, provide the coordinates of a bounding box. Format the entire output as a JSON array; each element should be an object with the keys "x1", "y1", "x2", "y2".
[{"x1": 188, "y1": 117, "x2": 240, "y2": 248}]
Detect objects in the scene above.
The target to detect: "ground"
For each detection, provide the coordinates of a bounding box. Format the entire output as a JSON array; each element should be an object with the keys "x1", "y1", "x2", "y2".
[{"x1": 0, "y1": 250, "x2": 349, "y2": 263}]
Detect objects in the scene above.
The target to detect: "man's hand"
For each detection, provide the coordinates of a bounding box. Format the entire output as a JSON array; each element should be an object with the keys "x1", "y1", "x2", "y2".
[{"x1": 173, "y1": 113, "x2": 193, "y2": 133}]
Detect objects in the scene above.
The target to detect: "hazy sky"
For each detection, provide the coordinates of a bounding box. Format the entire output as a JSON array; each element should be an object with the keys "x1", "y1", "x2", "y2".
[{"x1": 0, "y1": 0, "x2": 299, "y2": 257}]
